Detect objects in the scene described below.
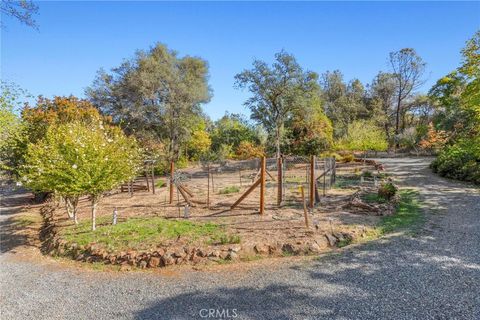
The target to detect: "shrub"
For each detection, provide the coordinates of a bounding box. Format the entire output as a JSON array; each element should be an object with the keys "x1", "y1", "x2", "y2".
[
  {"x1": 378, "y1": 182, "x2": 398, "y2": 200},
  {"x1": 234, "y1": 141, "x2": 264, "y2": 160},
  {"x1": 342, "y1": 153, "x2": 354, "y2": 162},
  {"x1": 219, "y1": 186, "x2": 240, "y2": 194},
  {"x1": 431, "y1": 137, "x2": 480, "y2": 184}
]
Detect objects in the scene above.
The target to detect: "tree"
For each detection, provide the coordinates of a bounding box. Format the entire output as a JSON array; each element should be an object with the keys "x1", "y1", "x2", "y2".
[
  {"x1": 86, "y1": 43, "x2": 212, "y2": 161},
  {"x1": 367, "y1": 72, "x2": 396, "y2": 145},
  {"x1": 235, "y1": 51, "x2": 319, "y2": 158},
  {"x1": 284, "y1": 95, "x2": 333, "y2": 156},
  {"x1": 389, "y1": 48, "x2": 426, "y2": 145},
  {"x1": 430, "y1": 31, "x2": 480, "y2": 184},
  {"x1": 210, "y1": 113, "x2": 259, "y2": 153},
  {"x1": 1, "y1": 0, "x2": 39, "y2": 29},
  {"x1": 337, "y1": 120, "x2": 388, "y2": 153},
  {"x1": 20, "y1": 122, "x2": 140, "y2": 228},
  {"x1": 320, "y1": 71, "x2": 368, "y2": 138}
]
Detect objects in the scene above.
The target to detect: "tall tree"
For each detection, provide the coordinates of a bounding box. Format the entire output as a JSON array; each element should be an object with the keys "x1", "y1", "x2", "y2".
[
  {"x1": 235, "y1": 51, "x2": 319, "y2": 157},
  {"x1": 86, "y1": 43, "x2": 212, "y2": 161},
  {"x1": 320, "y1": 71, "x2": 367, "y2": 138},
  {"x1": 389, "y1": 48, "x2": 426, "y2": 145},
  {"x1": 368, "y1": 72, "x2": 396, "y2": 144},
  {"x1": 1, "y1": 0, "x2": 39, "y2": 29}
]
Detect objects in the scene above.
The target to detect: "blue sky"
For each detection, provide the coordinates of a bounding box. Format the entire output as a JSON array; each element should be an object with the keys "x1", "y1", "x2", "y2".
[{"x1": 1, "y1": 1, "x2": 479, "y2": 120}]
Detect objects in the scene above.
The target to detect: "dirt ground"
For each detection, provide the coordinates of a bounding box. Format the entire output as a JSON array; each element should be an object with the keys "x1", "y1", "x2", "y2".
[{"x1": 66, "y1": 160, "x2": 386, "y2": 247}]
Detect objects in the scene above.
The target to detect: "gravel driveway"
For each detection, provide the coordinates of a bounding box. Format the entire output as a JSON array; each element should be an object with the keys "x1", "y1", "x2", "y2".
[{"x1": 1, "y1": 158, "x2": 479, "y2": 320}]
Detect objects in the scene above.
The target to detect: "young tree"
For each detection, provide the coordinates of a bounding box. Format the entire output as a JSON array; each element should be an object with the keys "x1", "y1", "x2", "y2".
[
  {"x1": 389, "y1": 48, "x2": 426, "y2": 145},
  {"x1": 21, "y1": 122, "x2": 141, "y2": 229},
  {"x1": 337, "y1": 120, "x2": 388, "y2": 153},
  {"x1": 86, "y1": 43, "x2": 212, "y2": 161},
  {"x1": 234, "y1": 51, "x2": 319, "y2": 158}
]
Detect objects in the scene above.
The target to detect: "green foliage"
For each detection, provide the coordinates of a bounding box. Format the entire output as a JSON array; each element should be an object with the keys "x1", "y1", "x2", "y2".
[
  {"x1": 155, "y1": 179, "x2": 166, "y2": 188},
  {"x1": 210, "y1": 113, "x2": 260, "y2": 153},
  {"x1": 361, "y1": 193, "x2": 388, "y2": 204},
  {"x1": 430, "y1": 31, "x2": 480, "y2": 184},
  {"x1": 337, "y1": 120, "x2": 388, "y2": 152},
  {"x1": 431, "y1": 136, "x2": 480, "y2": 184},
  {"x1": 235, "y1": 51, "x2": 319, "y2": 157},
  {"x1": 186, "y1": 120, "x2": 212, "y2": 160},
  {"x1": 20, "y1": 121, "x2": 141, "y2": 197},
  {"x1": 378, "y1": 189, "x2": 423, "y2": 234},
  {"x1": 209, "y1": 233, "x2": 241, "y2": 245},
  {"x1": 219, "y1": 186, "x2": 240, "y2": 194},
  {"x1": 0, "y1": 82, "x2": 30, "y2": 175},
  {"x1": 378, "y1": 182, "x2": 398, "y2": 200},
  {"x1": 234, "y1": 141, "x2": 264, "y2": 160},
  {"x1": 61, "y1": 216, "x2": 227, "y2": 252},
  {"x1": 87, "y1": 43, "x2": 211, "y2": 161},
  {"x1": 284, "y1": 95, "x2": 333, "y2": 155}
]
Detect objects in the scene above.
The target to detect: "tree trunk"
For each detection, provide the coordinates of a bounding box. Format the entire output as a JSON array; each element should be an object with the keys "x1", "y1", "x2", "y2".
[
  {"x1": 275, "y1": 126, "x2": 281, "y2": 159},
  {"x1": 395, "y1": 94, "x2": 402, "y2": 149},
  {"x1": 91, "y1": 196, "x2": 98, "y2": 231}
]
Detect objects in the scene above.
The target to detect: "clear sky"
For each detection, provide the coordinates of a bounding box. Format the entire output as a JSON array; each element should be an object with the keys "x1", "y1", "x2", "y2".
[{"x1": 1, "y1": 1, "x2": 479, "y2": 120}]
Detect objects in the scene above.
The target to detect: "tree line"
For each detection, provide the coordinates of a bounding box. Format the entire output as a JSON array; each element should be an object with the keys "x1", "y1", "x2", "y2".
[{"x1": 1, "y1": 32, "x2": 478, "y2": 230}]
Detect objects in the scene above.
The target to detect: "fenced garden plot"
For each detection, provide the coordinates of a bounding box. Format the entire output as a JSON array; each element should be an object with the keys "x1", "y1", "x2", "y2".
[{"x1": 47, "y1": 157, "x2": 397, "y2": 268}]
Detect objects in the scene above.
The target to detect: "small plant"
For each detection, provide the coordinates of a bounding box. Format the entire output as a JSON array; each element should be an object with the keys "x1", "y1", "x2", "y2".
[
  {"x1": 209, "y1": 233, "x2": 241, "y2": 245},
  {"x1": 378, "y1": 181, "x2": 398, "y2": 200},
  {"x1": 342, "y1": 153, "x2": 354, "y2": 162},
  {"x1": 362, "y1": 193, "x2": 388, "y2": 204},
  {"x1": 219, "y1": 186, "x2": 240, "y2": 194},
  {"x1": 362, "y1": 170, "x2": 373, "y2": 178},
  {"x1": 155, "y1": 179, "x2": 166, "y2": 188}
]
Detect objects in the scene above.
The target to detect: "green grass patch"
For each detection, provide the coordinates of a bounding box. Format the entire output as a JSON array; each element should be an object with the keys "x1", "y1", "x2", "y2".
[
  {"x1": 219, "y1": 186, "x2": 240, "y2": 194},
  {"x1": 60, "y1": 216, "x2": 235, "y2": 252},
  {"x1": 361, "y1": 193, "x2": 388, "y2": 204},
  {"x1": 208, "y1": 233, "x2": 241, "y2": 245},
  {"x1": 334, "y1": 175, "x2": 361, "y2": 189},
  {"x1": 377, "y1": 189, "x2": 423, "y2": 234},
  {"x1": 155, "y1": 179, "x2": 166, "y2": 188}
]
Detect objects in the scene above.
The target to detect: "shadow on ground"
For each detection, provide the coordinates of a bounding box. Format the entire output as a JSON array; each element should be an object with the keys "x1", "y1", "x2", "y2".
[{"x1": 135, "y1": 158, "x2": 480, "y2": 320}]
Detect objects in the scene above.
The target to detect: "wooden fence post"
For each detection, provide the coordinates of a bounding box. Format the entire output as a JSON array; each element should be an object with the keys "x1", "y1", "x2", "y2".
[
  {"x1": 169, "y1": 161, "x2": 174, "y2": 204},
  {"x1": 301, "y1": 186, "x2": 309, "y2": 228},
  {"x1": 145, "y1": 169, "x2": 150, "y2": 192},
  {"x1": 323, "y1": 159, "x2": 326, "y2": 196},
  {"x1": 260, "y1": 156, "x2": 266, "y2": 215},
  {"x1": 309, "y1": 155, "x2": 315, "y2": 208},
  {"x1": 151, "y1": 164, "x2": 156, "y2": 194},
  {"x1": 277, "y1": 157, "x2": 283, "y2": 206},
  {"x1": 207, "y1": 164, "x2": 210, "y2": 209}
]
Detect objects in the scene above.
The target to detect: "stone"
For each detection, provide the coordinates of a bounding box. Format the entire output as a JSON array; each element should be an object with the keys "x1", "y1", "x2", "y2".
[
  {"x1": 209, "y1": 250, "x2": 221, "y2": 258},
  {"x1": 333, "y1": 232, "x2": 345, "y2": 242},
  {"x1": 120, "y1": 264, "x2": 131, "y2": 272},
  {"x1": 139, "y1": 260, "x2": 147, "y2": 269},
  {"x1": 229, "y1": 245, "x2": 242, "y2": 253},
  {"x1": 325, "y1": 234, "x2": 337, "y2": 247},
  {"x1": 254, "y1": 243, "x2": 270, "y2": 255},
  {"x1": 219, "y1": 251, "x2": 229, "y2": 259},
  {"x1": 162, "y1": 254, "x2": 175, "y2": 266},
  {"x1": 172, "y1": 249, "x2": 186, "y2": 258},
  {"x1": 108, "y1": 255, "x2": 117, "y2": 264},
  {"x1": 197, "y1": 248, "x2": 208, "y2": 257},
  {"x1": 282, "y1": 243, "x2": 296, "y2": 255},
  {"x1": 307, "y1": 241, "x2": 322, "y2": 254},
  {"x1": 226, "y1": 251, "x2": 238, "y2": 260},
  {"x1": 148, "y1": 257, "x2": 161, "y2": 268},
  {"x1": 191, "y1": 255, "x2": 202, "y2": 264}
]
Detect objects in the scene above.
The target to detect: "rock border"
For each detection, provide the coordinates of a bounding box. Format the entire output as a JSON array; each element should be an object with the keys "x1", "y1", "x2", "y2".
[{"x1": 39, "y1": 203, "x2": 355, "y2": 270}]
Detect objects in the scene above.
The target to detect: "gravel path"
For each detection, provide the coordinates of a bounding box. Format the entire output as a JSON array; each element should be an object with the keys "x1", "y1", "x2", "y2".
[{"x1": 1, "y1": 158, "x2": 479, "y2": 320}]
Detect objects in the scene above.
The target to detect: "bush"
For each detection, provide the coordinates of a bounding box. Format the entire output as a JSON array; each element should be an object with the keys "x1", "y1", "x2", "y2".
[
  {"x1": 431, "y1": 137, "x2": 480, "y2": 184},
  {"x1": 378, "y1": 182, "x2": 398, "y2": 200},
  {"x1": 219, "y1": 186, "x2": 240, "y2": 194},
  {"x1": 342, "y1": 153, "x2": 354, "y2": 162},
  {"x1": 234, "y1": 141, "x2": 264, "y2": 160}
]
